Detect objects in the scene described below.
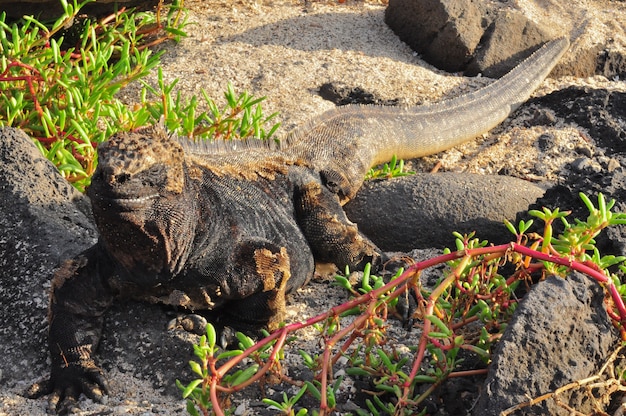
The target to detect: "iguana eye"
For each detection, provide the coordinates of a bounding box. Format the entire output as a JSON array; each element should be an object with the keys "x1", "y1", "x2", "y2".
[
  {"x1": 143, "y1": 164, "x2": 165, "y2": 178},
  {"x1": 133, "y1": 164, "x2": 167, "y2": 188}
]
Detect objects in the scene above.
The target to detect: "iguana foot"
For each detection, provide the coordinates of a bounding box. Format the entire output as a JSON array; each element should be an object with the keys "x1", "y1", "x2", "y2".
[
  {"x1": 167, "y1": 313, "x2": 208, "y2": 335},
  {"x1": 166, "y1": 313, "x2": 247, "y2": 349},
  {"x1": 28, "y1": 360, "x2": 108, "y2": 415}
]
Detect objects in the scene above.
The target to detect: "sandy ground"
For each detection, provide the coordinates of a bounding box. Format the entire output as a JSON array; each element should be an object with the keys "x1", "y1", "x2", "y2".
[
  {"x1": 121, "y1": 0, "x2": 626, "y2": 183},
  {"x1": 2, "y1": 0, "x2": 626, "y2": 414}
]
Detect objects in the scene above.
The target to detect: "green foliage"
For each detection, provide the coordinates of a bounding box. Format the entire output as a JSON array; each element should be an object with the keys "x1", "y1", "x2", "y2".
[
  {"x1": 365, "y1": 154, "x2": 414, "y2": 180},
  {"x1": 141, "y1": 70, "x2": 281, "y2": 142},
  {"x1": 0, "y1": 0, "x2": 189, "y2": 190},
  {"x1": 178, "y1": 192, "x2": 626, "y2": 415},
  {"x1": 0, "y1": 0, "x2": 280, "y2": 192},
  {"x1": 303, "y1": 377, "x2": 344, "y2": 411},
  {"x1": 176, "y1": 324, "x2": 246, "y2": 416},
  {"x1": 262, "y1": 385, "x2": 308, "y2": 416}
]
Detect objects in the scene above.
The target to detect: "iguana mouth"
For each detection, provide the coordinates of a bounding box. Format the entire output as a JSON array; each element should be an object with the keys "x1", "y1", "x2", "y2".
[{"x1": 110, "y1": 193, "x2": 159, "y2": 210}]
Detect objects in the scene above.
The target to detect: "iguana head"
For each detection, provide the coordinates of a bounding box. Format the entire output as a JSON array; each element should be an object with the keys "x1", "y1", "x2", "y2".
[{"x1": 87, "y1": 123, "x2": 193, "y2": 280}]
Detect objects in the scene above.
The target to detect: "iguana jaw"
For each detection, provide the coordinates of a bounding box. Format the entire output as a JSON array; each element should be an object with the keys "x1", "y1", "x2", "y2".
[
  {"x1": 88, "y1": 178, "x2": 160, "y2": 212},
  {"x1": 87, "y1": 165, "x2": 161, "y2": 214},
  {"x1": 110, "y1": 194, "x2": 160, "y2": 210}
]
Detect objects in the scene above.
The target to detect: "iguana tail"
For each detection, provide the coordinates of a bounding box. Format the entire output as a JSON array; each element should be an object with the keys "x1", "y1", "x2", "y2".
[{"x1": 282, "y1": 37, "x2": 569, "y2": 201}]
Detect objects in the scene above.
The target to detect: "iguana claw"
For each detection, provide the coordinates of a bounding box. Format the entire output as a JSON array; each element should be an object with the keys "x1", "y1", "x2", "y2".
[
  {"x1": 28, "y1": 360, "x2": 108, "y2": 415},
  {"x1": 396, "y1": 288, "x2": 418, "y2": 330}
]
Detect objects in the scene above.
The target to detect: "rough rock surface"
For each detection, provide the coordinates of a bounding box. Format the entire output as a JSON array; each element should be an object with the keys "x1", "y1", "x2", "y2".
[
  {"x1": 345, "y1": 173, "x2": 546, "y2": 250},
  {"x1": 469, "y1": 87, "x2": 626, "y2": 416},
  {"x1": 0, "y1": 127, "x2": 96, "y2": 387},
  {"x1": 383, "y1": 0, "x2": 485, "y2": 72},
  {"x1": 474, "y1": 272, "x2": 620, "y2": 415},
  {"x1": 597, "y1": 46, "x2": 626, "y2": 79},
  {"x1": 385, "y1": 0, "x2": 626, "y2": 79},
  {"x1": 1, "y1": 0, "x2": 626, "y2": 414},
  {"x1": 527, "y1": 88, "x2": 626, "y2": 257},
  {"x1": 465, "y1": 8, "x2": 551, "y2": 77},
  {"x1": 385, "y1": 0, "x2": 551, "y2": 77},
  {"x1": 332, "y1": 54, "x2": 626, "y2": 416},
  {"x1": 0, "y1": 128, "x2": 200, "y2": 413}
]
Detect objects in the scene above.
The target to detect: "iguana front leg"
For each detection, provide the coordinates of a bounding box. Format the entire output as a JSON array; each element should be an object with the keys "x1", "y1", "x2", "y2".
[
  {"x1": 294, "y1": 180, "x2": 384, "y2": 270},
  {"x1": 29, "y1": 244, "x2": 115, "y2": 414},
  {"x1": 208, "y1": 239, "x2": 295, "y2": 333}
]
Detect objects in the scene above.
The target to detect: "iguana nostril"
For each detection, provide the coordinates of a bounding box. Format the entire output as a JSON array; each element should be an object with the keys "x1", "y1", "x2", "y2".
[{"x1": 115, "y1": 173, "x2": 130, "y2": 184}]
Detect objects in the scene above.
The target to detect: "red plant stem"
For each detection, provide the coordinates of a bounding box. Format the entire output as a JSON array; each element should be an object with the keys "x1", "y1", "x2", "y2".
[
  {"x1": 320, "y1": 305, "x2": 377, "y2": 413},
  {"x1": 402, "y1": 242, "x2": 626, "y2": 401},
  {"x1": 404, "y1": 256, "x2": 470, "y2": 399},
  {"x1": 0, "y1": 75, "x2": 38, "y2": 82},
  {"x1": 512, "y1": 243, "x2": 626, "y2": 322},
  {"x1": 332, "y1": 330, "x2": 360, "y2": 367},
  {"x1": 447, "y1": 368, "x2": 489, "y2": 378},
  {"x1": 450, "y1": 315, "x2": 480, "y2": 331},
  {"x1": 607, "y1": 304, "x2": 622, "y2": 321},
  {"x1": 58, "y1": 50, "x2": 84, "y2": 60},
  {"x1": 209, "y1": 381, "x2": 224, "y2": 416},
  {"x1": 216, "y1": 329, "x2": 290, "y2": 393},
  {"x1": 429, "y1": 337, "x2": 456, "y2": 351},
  {"x1": 0, "y1": 61, "x2": 62, "y2": 140},
  {"x1": 100, "y1": 7, "x2": 127, "y2": 25},
  {"x1": 0, "y1": 60, "x2": 40, "y2": 77},
  {"x1": 319, "y1": 346, "x2": 332, "y2": 415},
  {"x1": 216, "y1": 275, "x2": 421, "y2": 375},
  {"x1": 207, "y1": 241, "x2": 626, "y2": 414},
  {"x1": 0, "y1": 71, "x2": 45, "y2": 117},
  {"x1": 209, "y1": 357, "x2": 224, "y2": 416}
]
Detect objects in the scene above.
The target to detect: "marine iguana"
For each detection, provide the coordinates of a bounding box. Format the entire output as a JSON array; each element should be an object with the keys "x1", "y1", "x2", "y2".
[{"x1": 30, "y1": 36, "x2": 569, "y2": 413}]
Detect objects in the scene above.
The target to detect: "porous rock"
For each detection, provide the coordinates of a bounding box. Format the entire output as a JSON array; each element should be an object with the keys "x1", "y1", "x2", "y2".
[
  {"x1": 384, "y1": 0, "x2": 484, "y2": 72},
  {"x1": 345, "y1": 172, "x2": 546, "y2": 250},
  {"x1": 0, "y1": 127, "x2": 96, "y2": 388},
  {"x1": 527, "y1": 88, "x2": 626, "y2": 256},
  {"x1": 465, "y1": 9, "x2": 551, "y2": 77},
  {"x1": 384, "y1": 0, "x2": 626, "y2": 79},
  {"x1": 597, "y1": 46, "x2": 626, "y2": 79},
  {"x1": 530, "y1": 87, "x2": 626, "y2": 155},
  {"x1": 474, "y1": 272, "x2": 620, "y2": 415},
  {"x1": 385, "y1": 0, "x2": 551, "y2": 76}
]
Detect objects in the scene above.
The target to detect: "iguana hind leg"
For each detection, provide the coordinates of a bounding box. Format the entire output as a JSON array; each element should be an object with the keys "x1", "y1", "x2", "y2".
[{"x1": 294, "y1": 181, "x2": 383, "y2": 270}]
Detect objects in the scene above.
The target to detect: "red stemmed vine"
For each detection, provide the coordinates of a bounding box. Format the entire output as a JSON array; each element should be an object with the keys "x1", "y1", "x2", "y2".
[{"x1": 179, "y1": 193, "x2": 626, "y2": 415}]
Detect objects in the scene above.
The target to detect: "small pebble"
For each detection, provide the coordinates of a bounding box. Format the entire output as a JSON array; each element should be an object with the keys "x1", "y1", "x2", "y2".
[
  {"x1": 570, "y1": 157, "x2": 591, "y2": 172},
  {"x1": 607, "y1": 158, "x2": 621, "y2": 172},
  {"x1": 525, "y1": 109, "x2": 557, "y2": 126},
  {"x1": 234, "y1": 402, "x2": 248, "y2": 415},
  {"x1": 536, "y1": 133, "x2": 553, "y2": 152},
  {"x1": 575, "y1": 145, "x2": 593, "y2": 157}
]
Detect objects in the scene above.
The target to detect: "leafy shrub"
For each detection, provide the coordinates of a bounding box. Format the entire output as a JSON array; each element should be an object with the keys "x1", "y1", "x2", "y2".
[
  {"x1": 0, "y1": 0, "x2": 280, "y2": 191},
  {"x1": 178, "y1": 193, "x2": 626, "y2": 415}
]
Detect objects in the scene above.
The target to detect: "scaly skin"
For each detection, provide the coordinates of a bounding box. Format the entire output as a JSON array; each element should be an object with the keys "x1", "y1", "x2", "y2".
[
  {"x1": 30, "y1": 37, "x2": 568, "y2": 413},
  {"x1": 284, "y1": 37, "x2": 569, "y2": 201}
]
